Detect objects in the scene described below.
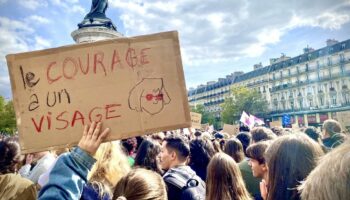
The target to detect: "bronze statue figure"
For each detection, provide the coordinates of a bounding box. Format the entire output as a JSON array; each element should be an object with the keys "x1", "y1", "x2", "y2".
[
  {"x1": 85, "y1": 0, "x2": 108, "y2": 19},
  {"x1": 78, "y1": 0, "x2": 116, "y2": 31}
]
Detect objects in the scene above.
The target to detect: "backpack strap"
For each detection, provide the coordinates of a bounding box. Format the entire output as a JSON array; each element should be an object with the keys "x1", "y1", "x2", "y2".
[{"x1": 164, "y1": 172, "x2": 188, "y2": 189}]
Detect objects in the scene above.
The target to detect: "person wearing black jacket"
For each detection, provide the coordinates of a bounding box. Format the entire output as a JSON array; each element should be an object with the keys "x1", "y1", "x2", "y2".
[{"x1": 160, "y1": 134, "x2": 205, "y2": 200}]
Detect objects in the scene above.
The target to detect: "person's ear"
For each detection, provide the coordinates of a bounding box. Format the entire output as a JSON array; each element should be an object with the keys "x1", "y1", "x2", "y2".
[
  {"x1": 170, "y1": 151, "x2": 177, "y2": 161},
  {"x1": 261, "y1": 163, "x2": 268, "y2": 172}
]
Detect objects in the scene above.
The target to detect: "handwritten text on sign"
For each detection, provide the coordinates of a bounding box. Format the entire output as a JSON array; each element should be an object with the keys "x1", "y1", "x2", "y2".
[{"x1": 7, "y1": 31, "x2": 191, "y2": 153}]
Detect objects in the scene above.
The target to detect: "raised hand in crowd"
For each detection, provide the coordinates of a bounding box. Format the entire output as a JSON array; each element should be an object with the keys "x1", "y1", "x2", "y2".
[
  {"x1": 78, "y1": 121, "x2": 110, "y2": 155},
  {"x1": 38, "y1": 121, "x2": 110, "y2": 200}
]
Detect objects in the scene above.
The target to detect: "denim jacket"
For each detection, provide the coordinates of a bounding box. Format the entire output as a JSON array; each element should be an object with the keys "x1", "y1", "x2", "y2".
[{"x1": 38, "y1": 147, "x2": 96, "y2": 200}]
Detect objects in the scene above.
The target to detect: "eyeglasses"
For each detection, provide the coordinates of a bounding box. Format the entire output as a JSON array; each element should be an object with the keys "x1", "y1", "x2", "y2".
[{"x1": 144, "y1": 93, "x2": 164, "y2": 101}]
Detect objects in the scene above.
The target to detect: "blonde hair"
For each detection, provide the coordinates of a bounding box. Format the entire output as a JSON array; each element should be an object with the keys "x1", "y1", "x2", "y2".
[
  {"x1": 88, "y1": 141, "x2": 131, "y2": 198},
  {"x1": 206, "y1": 153, "x2": 251, "y2": 200},
  {"x1": 113, "y1": 168, "x2": 167, "y2": 200},
  {"x1": 299, "y1": 138, "x2": 350, "y2": 200}
]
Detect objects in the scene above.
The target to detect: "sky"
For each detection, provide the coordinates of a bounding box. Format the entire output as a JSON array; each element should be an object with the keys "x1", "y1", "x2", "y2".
[{"x1": 0, "y1": 0, "x2": 350, "y2": 99}]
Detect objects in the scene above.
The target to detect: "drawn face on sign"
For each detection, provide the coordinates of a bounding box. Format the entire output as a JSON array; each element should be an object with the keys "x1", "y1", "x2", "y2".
[{"x1": 128, "y1": 78, "x2": 171, "y2": 115}]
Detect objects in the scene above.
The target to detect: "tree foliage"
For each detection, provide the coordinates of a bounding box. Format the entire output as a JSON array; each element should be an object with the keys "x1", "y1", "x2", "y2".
[
  {"x1": 0, "y1": 96, "x2": 17, "y2": 135},
  {"x1": 221, "y1": 86, "x2": 268, "y2": 124},
  {"x1": 191, "y1": 104, "x2": 216, "y2": 125}
]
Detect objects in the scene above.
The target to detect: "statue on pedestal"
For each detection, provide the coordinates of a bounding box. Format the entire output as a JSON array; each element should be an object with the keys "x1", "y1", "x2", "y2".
[{"x1": 78, "y1": 0, "x2": 116, "y2": 31}]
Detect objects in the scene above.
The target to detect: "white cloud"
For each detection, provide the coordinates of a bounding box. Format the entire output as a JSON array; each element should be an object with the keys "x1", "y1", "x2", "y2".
[
  {"x1": 0, "y1": 0, "x2": 8, "y2": 4},
  {"x1": 20, "y1": 0, "x2": 48, "y2": 10},
  {"x1": 28, "y1": 15, "x2": 51, "y2": 24},
  {"x1": 34, "y1": 36, "x2": 51, "y2": 49},
  {"x1": 109, "y1": 0, "x2": 350, "y2": 64},
  {"x1": 0, "y1": 16, "x2": 54, "y2": 97},
  {"x1": 50, "y1": 0, "x2": 85, "y2": 14}
]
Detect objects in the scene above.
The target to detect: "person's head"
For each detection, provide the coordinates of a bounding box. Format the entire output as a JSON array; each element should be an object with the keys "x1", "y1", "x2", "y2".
[
  {"x1": 113, "y1": 168, "x2": 167, "y2": 200},
  {"x1": 264, "y1": 133, "x2": 324, "y2": 200},
  {"x1": 88, "y1": 141, "x2": 130, "y2": 197},
  {"x1": 236, "y1": 132, "x2": 251, "y2": 156},
  {"x1": 206, "y1": 153, "x2": 251, "y2": 200},
  {"x1": 134, "y1": 139, "x2": 163, "y2": 175},
  {"x1": 211, "y1": 140, "x2": 222, "y2": 153},
  {"x1": 121, "y1": 137, "x2": 137, "y2": 156},
  {"x1": 299, "y1": 138, "x2": 350, "y2": 200},
  {"x1": 250, "y1": 127, "x2": 276, "y2": 143},
  {"x1": 246, "y1": 141, "x2": 270, "y2": 179},
  {"x1": 223, "y1": 138, "x2": 244, "y2": 163},
  {"x1": 0, "y1": 137, "x2": 22, "y2": 174},
  {"x1": 189, "y1": 138, "x2": 215, "y2": 169},
  {"x1": 160, "y1": 134, "x2": 190, "y2": 170},
  {"x1": 150, "y1": 132, "x2": 165, "y2": 145},
  {"x1": 322, "y1": 119, "x2": 342, "y2": 138},
  {"x1": 270, "y1": 126, "x2": 287, "y2": 136},
  {"x1": 194, "y1": 131, "x2": 202, "y2": 138},
  {"x1": 304, "y1": 127, "x2": 321, "y2": 142},
  {"x1": 214, "y1": 132, "x2": 224, "y2": 140}
]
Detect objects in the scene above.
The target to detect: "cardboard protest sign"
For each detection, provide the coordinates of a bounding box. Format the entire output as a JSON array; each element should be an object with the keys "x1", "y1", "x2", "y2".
[
  {"x1": 6, "y1": 31, "x2": 191, "y2": 153},
  {"x1": 270, "y1": 121, "x2": 282, "y2": 128},
  {"x1": 336, "y1": 111, "x2": 350, "y2": 132},
  {"x1": 201, "y1": 123, "x2": 209, "y2": 131},
  {"x1": 223, "y1": 124, "x2": 239, "y2": 136},
  {"x1": 190, "y1": 112, "x2": 202, "y2": 129}
]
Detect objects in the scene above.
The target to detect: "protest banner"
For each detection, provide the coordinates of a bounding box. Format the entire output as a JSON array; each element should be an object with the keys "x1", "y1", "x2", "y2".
[
  {"x1": 270, "y1": 121, "x2": 282, "y2": 128},
  {"x1": 336, "y1": 111, "x2": 350, "y2": 132},
  {"x1": 223, "y1": 124, "x2": 239, "y2": 136},
  {"x1": 6, "y1": 31, "x2": 191, "y2": 153},
  {"x1": 201, "y1": 123, "x2": 209, "y2": 131},
  {"x1": 190, "y1": 112, "x2": 202, "y2": 129}
]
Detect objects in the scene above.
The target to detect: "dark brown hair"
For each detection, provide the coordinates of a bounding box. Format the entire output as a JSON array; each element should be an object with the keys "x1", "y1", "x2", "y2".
[
  {"x1": 134, "y1": 139, "x2": 163, "y2": 175},
  {"x1": 265, "y1": 133, "x2": 324, "y2": 200},
  {"x1": 0, "y1": 137, "x2": 22, "y2": 174},
  {"x1": 250, "y1": 127, "x2": 276, "y2": 143},
  {"x1": 163, "y1": 134, "x2": 190, "y2": 162},
  {"x1": 246, "y1": 141, "x2": 270, "y2": 164},
  {"x1": 224, "y1": 138, "x2": 244, "y2": 163}
]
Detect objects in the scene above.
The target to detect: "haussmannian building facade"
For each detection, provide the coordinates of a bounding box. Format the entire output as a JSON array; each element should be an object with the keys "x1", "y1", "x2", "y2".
[{"x1": 188, "y1": 39, "x2": 350, "y2": 127}]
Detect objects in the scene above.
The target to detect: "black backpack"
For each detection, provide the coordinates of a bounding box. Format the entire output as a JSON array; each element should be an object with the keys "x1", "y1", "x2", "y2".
[{"x1": 163, "y1": 170, "x2": 206, "y2": 200}]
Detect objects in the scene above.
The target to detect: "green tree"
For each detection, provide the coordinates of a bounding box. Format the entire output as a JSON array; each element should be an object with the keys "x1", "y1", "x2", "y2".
[
  {"x1": 0, "y1": 96, "x2": 17, "y2": 135},
  {"x1": 191, "y1": 104, "x2": 215, "y2": 124},
  {"x1": 221, "y1": 86, "x2": 268, "y2": 124}
]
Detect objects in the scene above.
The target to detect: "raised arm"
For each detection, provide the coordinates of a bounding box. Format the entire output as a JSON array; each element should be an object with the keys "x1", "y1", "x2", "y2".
[{"x1": 38, "y1": 122, "x2": 109, "y2": 200}]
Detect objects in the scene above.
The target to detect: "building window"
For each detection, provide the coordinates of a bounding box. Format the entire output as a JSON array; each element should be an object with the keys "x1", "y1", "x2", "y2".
[
  {"x1": 331, "y1": 95, "x2": 337, "y2": 105},
  {"x1": 341, "y1": 43, "x2": 346, "y2": 50},
  {"x1": 308, "y1": 98, "x2": 313, "y2": 107},
  {"x1": 327, "y1": 57, "x2": 332, "y2": 66},
  {"x1": 319, "y1": 96, "x2": 324, "y2": 106}
]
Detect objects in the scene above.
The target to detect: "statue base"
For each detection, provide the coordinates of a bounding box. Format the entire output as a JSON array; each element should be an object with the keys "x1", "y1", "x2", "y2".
[{"x1": 71, "y1": 27, "x2": 123, "y2": 44}]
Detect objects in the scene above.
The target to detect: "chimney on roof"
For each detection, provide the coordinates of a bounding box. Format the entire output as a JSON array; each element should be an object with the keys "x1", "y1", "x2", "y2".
[
  {"x1": 303, "y1": 45, "x2": 315, "y2": 54},
  {"x1": 253, "y1": 62, "x2": 263, "y2": 70},
  {"x1": 269, "y1": 53, "x2": 291, "y2": 65},
  {"x1": 326, "y1": 39, "x2": 338, "y2": 46}
]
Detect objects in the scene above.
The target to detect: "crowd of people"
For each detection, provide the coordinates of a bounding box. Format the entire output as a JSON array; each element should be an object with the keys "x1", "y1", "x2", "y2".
[{"x1": 0, "y1": 119, "x2": 349, "y2": 200}]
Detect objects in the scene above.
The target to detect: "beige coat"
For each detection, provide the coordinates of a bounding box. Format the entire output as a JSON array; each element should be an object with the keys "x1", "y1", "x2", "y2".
[{"x1": 0, "y1": 173, "x2": 37, "y2": 200}]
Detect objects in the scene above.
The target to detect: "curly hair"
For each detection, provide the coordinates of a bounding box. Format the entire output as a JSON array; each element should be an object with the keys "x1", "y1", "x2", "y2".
[{"x1": 0, "y1": 137, "x2": 22, "y2": 174}]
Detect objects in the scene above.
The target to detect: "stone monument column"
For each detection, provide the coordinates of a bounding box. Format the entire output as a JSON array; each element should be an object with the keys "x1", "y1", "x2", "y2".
[{"x1": 71, "y1": 0, "x2": 123, "y2": 43}]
